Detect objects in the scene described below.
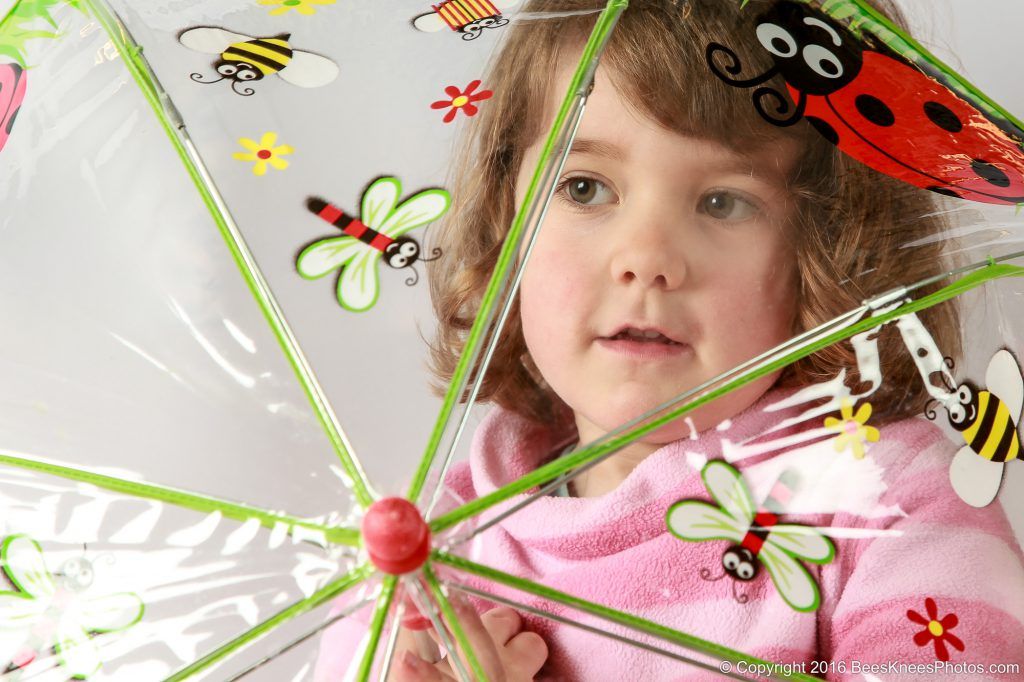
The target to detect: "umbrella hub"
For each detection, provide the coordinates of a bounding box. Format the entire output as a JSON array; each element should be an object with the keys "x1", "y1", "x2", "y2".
[{"x1": 362, "y1": 497, "x2": 431, "y2": 575}]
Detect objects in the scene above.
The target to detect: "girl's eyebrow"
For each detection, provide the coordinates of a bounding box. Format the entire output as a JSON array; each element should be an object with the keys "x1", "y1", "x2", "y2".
[{"x1": 567, "y1": 138, "x2": 625, "y2": 162}]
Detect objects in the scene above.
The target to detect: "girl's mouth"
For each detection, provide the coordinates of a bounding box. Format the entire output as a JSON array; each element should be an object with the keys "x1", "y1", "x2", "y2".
[
  {"x1": 606, "y1": 328, "x2": 683, "y2": 345},
  {"x1": 597, "y1": 327, "x2": 692, "y2": 359}
]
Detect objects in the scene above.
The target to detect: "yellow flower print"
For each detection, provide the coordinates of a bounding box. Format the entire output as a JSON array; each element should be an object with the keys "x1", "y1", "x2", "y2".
[
  {"x1": 233, "y1": 132, "x2": 294, "y2": 176},
  {"x1": 824, "y1": 398, "x2": 880, "y2": 460},
  {"x1": 258, "y1": 0, "x2": 336, "y2": 16}
]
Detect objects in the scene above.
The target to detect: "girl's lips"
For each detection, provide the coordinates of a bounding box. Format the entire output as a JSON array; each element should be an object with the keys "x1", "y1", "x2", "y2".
[{"x1": 596, "y1": 337, "x2": 693, "y2": 360}]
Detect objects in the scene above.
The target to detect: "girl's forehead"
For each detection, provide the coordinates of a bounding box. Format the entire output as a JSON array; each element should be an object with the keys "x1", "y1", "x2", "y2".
[
  {"x1": 529, "y1": 62, "x2": 800, "y2": 184},
  {"x1": 534, "y1": 58, "x2": 797, "y2": 150}
]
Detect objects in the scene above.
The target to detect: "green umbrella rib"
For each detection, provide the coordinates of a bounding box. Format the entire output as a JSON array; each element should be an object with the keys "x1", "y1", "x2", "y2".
[
  {"x1": 163, "y1": 562, "x2": 374, "y2": 681},
  {"x1": 79, "y1": 0, "x2": 375, "y2": 508},
  {"x1": 433, "y1": 552, "x2": 820, "y2": 681},
  {"x1": 0, "y1": 449, "x2": 359, "y2": 547},
  {"x1": 408, "y1": 0, "x2": 629, "y2": 507}
]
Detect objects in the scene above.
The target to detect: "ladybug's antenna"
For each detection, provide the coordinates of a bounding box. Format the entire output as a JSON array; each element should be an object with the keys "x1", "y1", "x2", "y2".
[
  {"x1": 752, "y1": 87, "x2": 806, "y2": 127},
  {"x1": 706, "y1": 43, "x2": 780, "y2": 88}
]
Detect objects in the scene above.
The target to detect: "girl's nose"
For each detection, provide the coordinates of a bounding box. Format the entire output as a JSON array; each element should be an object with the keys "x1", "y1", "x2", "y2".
[{"x1": 608, "y1": 222, "x2": 687, "y2": 291}]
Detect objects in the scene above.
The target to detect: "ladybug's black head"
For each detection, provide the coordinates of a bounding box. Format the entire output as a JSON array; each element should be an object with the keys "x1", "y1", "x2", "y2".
[
  {"x1": 755, "y1": 1, "x2": 862, "y2": 95},
  {"x1": 946, "y1": 382, "x2": 978, "y2": 431},
  {"x1": 722, "y1": 546, "x2": 759, "y2": 581},
  {"x1": 384, "y1": 237, "x2": 420, "y2": 269}
]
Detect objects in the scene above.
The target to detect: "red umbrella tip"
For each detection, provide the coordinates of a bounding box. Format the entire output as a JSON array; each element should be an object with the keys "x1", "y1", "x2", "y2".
[{"x1": 362, "y1": 498, "x2": 430, "y2": 575}]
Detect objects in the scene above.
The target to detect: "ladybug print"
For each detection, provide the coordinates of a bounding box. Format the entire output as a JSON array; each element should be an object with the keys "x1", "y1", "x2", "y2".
[{"x1": 706, "y1": 0, "x2": 1024, "y2": 205}]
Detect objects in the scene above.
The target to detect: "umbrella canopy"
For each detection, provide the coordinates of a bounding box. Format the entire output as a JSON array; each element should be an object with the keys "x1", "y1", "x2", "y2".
[{"x1": 1, "y1": 0, "x2": 1023, "y2": 680}]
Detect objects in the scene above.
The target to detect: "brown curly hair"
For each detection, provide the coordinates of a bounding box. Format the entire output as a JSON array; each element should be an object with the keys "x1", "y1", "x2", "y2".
[{"x1": 427, "y1": 0, "x2": 961, "y2": 427}]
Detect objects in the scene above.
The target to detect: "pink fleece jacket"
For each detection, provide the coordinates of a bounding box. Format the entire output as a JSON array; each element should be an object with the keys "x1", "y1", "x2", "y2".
[{"x1": 316, "y1": 391, "x2": 1024, "y2": 681}]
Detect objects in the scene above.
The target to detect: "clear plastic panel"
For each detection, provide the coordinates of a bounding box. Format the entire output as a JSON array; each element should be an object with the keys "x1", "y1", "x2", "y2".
[{"x1": 6, "y1": 0, "x2": 1024, "y2": 680}]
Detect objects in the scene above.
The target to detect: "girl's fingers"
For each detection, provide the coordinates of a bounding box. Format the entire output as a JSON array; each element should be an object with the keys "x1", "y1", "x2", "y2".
[
  {"x1": 443, "y1": 597, "x2": 504, "y2": 680},
  {"x1": 479, "y1": 607, "x2": 523, "y2": 646},
  {"x1": 503, "y1": 631, "x2": 549, "y2": 679},
  {"x1": 394, "y1": 650, "x2": 448, "y2": 682}
]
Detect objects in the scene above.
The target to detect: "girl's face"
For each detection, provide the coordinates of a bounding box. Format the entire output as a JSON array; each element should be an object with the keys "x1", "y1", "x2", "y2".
[{"x1": 515, "y1": 65, "x2": 799, "y2": 448}]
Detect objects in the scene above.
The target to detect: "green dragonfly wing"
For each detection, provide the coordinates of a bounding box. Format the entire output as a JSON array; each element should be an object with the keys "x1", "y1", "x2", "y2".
[
  {"x1": 666, "y1": 500, "x2": 745, "y2": 544},
  {"x1": 56, "y1": 616, "x2": 102, "y2": 679},
  {"x1": 758, "y1": 543, "x2": 822, "y2": 612},
  {"x1": 701, "y1": 461, "x2": 756, "y2": 527},
  {"x1": 378, "y1": 188, "x2": 451, "y2": 239},
  {"x1": 337, "y1": 248, "x2": 382, "y2": 312},
  {"x1": 361, "y1": 177, "x2": 401, "y2": 231},
  {"x1": 296, "y1": 236, "x2": 362, "y2": 279},
  {"x1": 73, "y1": 591, "x2": 145, "y2": 633},
  {"x1": 766, "y1": 524, "x2": 835, "y2": 564},
  {"x1": 2, "y1": 535, "x2": 55, "y2": 599}
]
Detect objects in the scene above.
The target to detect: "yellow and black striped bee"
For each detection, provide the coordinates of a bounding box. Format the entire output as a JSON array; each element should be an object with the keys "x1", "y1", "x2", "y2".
[
  {"x1": 928, "y1": 349, "x2": 1022, "y2": 508},
  {"x1": 179, "y1": 27, "x2": 338, "y2": 96}
]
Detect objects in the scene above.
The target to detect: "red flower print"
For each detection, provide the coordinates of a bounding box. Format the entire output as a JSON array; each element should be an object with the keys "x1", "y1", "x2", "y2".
[
  {"x1": 907, "y1": 597, "x2": 965, "y2": 662},
  {"x1": 431, "y1": 80, "x2": 493, "y2": 123}
]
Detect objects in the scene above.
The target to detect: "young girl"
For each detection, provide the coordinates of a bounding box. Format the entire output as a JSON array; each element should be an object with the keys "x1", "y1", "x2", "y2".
[{"x1": 318, "y1": 1, "x2": 1024, "y2": 679}]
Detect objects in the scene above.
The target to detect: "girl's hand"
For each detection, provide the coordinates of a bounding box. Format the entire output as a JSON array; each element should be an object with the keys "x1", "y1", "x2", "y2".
[{"x1": 394, "y1": 602, "x2": 548, "y2": 681}]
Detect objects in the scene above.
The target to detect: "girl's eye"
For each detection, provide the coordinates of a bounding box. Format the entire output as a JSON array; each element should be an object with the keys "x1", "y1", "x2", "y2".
[
  {"x1": 560, "y1": 176, "x2": 616, "y2": 207},
  {"x1": 701, "y1": 191, "x2": 760, "y2": 222}
]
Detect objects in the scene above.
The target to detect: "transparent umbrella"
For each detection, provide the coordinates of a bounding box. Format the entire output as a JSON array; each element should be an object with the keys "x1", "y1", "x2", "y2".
[{"x1": 1, "y1": 0, "x2": 1023, "y2": 680}]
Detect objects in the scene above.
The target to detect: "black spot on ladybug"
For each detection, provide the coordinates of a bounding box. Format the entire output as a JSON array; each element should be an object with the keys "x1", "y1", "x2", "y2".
[
  {"x1": 971, "y1": 159, "x2": 1010, "y2": 188},
  {"x1": 923, "y1": 101, "x2": 962, "y2": 133},
  {"x1": 928, "y1": 185, "x2": 959, "y2": 198},
  {"x1": 806, "y1": 116, "x2": 839, "y2": 146},
  {"x1": 855, "y1": 94, "x2": 895, "y2": 127}
]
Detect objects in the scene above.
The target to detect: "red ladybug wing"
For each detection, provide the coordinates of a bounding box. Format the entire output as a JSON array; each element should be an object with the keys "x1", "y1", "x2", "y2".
[
  {"x1": 792, "y1": 51, "x2": 1024, "y2": 205},
  {"x1": 0, "y1": 63, "x2": 28, "y2": 153}
]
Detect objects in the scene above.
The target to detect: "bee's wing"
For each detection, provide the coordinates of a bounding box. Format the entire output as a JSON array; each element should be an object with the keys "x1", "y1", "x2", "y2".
[
  {"x1": 71, "y1": 592, "x2": 145, "y2": 633},
  {"x1": 55, "y1": 617, "x2": 102, "y2": 679},
  {"x1": 362, "y1": 177, "x2": 401, "y2": 231},
  {"x1": 178, "y1": 27, "x2": 251, "y2": 54},
  {"x1": 2, "y1": 535, "x2": 56, "y2": 599},
  {"x1": 412, "y1": 12, "x2": 445, "y2": 33},
  {"x1": 764, "y1": 525, "x2": 835, "y2": 564},
  {"x1": 338, "y1": 249, "x2": 383, "y2": 312},
  {"x1": 277, "y1": 51, "x2": 339, "y2": 88},
  {"x1": 701, "y1": 461, "x2": 756, "y2": 527},
  {"x1": 950, "y1": 444, "x2": 1005, "y2": 508},
  {"x1": 296, "y1": 236, "x2": 363, "y2": 279},
  {"x1": 379, "y1": 189, "x2": 451, "y2": 239},
  {"x1": 666, "y1": 500, "x2": 745, "y2": 544},
  {"x1": 986, "y1": 349, "x2": 1023, "y2": 421},
  {"x1": 758, "y1": 544, "x2": 822, "y2": 612}
]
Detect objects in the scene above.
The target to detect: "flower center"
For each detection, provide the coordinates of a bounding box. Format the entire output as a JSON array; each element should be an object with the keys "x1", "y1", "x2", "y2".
[
  {"x1": 257, "y1": 149, "x2": 273, "y2": 160},
  {"x1": 452, "y1": 95, "x2": 469, "y2": 107},
  {"x1": 928, "y1": 620, "x2": 944, "y2": 637},
  {"x1": 844, "y1": 420, "x2": 860, "y2": 435}
]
